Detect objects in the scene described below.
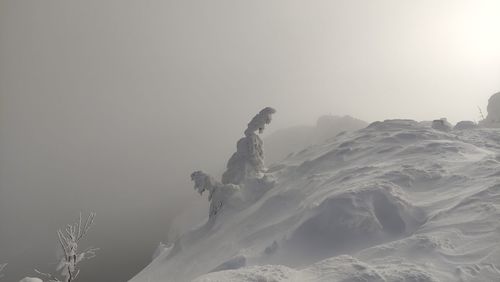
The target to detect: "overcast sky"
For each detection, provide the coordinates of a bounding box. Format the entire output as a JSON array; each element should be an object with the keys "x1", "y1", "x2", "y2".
[{"x1": 1, "y1": 0, "x2": 500, "y2": 281}]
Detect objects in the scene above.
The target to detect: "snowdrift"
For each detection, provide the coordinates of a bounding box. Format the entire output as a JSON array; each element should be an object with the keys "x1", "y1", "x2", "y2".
[{"x1": 131, "y1": 120, "x2": 500, "y2": 282}]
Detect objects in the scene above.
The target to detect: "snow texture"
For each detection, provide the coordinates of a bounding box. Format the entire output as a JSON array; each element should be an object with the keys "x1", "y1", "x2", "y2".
[
  {"x1": 454, "y1": 121, "x2": 478, "y2": 130},
  {"x1": 131, "y1": 119, "x2": 500, "y2": 282},
  {"x1": 431, "y1": 118, "x2": 452, "y2": 132},
  {"x1": 152, "y1": 242, "x2": 171, "y2": 261},
  {"x1": 19, "y1": 278, "x2": 43, "y2": 282},
  {"x1": 264, "y1": 115, "x2": 367, "y2": 165}
]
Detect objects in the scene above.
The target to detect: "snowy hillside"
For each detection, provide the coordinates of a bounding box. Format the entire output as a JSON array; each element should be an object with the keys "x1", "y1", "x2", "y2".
[
  {"x1": 131, "y1": 120, "x2": 500, "y2": 282},
  {"x1": 264, "y1": 115, "x2": 368, "y2": 164}
]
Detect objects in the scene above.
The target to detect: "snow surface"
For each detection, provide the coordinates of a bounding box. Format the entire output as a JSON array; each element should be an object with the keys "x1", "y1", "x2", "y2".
[
  {"x1": 131, "y1": 120, "x2": 500, "y2": 282},
  {"x1": 19, "y1": 278, "x2": 43, "y2": 282},
  {"x1": 264, "y1": 115, "x2": 367, "y2": 165}
]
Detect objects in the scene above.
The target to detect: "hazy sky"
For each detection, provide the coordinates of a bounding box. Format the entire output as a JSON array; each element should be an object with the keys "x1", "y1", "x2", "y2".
[{"x1": 1, "y1": 0, "x2": 499, "y2": 281}]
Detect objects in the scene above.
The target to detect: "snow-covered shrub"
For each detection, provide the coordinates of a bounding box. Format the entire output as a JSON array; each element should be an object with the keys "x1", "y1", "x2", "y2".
[
  {"x1": 191, "y1": 171, "x2": 240, "y2": 218},
  {"x1": 36, "y1": 212, "x2": 98, "y2": 282}
]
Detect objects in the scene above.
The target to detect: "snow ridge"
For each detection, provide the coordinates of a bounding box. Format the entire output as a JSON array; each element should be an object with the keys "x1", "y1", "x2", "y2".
[{"x1": 131, "y1": 120, "x2": 500, "y2": 282}]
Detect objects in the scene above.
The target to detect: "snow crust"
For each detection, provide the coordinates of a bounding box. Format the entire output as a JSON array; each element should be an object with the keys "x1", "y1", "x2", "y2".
[{"x1": 131, "y1": 119, "x2": 500, "y2": 282}]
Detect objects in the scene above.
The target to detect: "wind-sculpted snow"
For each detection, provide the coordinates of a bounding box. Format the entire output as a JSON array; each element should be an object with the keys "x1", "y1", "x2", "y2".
[
  {"x1": 131, "y1": 120, "x2": 500, "y2": 282},
  {"x1": 193, "y1": 255, "x2": 439, "y2": 282},
  {"x1": 285, "y1": 183, "x2": 426, "y2": 265}
]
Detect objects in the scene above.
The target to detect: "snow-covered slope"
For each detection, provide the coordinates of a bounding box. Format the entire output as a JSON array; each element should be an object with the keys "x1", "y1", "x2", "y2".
[
  {"x1": 131, "y1": 120, "x2": 500, "y2": 282},
  {"x1": 264, "y1": 115, "x2": 367, "y2": 164}
]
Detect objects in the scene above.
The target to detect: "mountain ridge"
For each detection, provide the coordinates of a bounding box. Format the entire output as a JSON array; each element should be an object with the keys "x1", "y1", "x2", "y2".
[{"x1": 131, "y1": 119, "x2": 500, "y2": 282}]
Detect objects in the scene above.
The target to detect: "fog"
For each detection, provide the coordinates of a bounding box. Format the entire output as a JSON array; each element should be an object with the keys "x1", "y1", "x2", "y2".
[{"x1": 1, "y1": 0, "x2": 499, "y2": 281}]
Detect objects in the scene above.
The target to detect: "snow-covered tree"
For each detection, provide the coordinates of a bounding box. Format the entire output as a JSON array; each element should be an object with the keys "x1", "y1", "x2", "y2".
[
  {"x1": 191, "y1": 171, "x2": 240, "y2": 218},
  {"x1": 244, "y1": 107, "x2": 276, "y2": 136},
  {"x1": 35, "y1": 212, "x2": 98, "y2": 282},
  {"x1": 190, "y1": 108, "x2": 276, "y2": 219},
  {"x1": 222, "y1": 107, "x2": 276, "y2": 185}
]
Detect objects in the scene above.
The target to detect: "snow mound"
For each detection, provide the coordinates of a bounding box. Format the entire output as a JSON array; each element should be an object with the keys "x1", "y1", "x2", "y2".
[
  {"x1": 454, "y1": 121, "x2": 478, "y2": 130},
  {"x1": 431, "y1": 119, "x2": 452, "y2": 132},
  {"x1": 286, "y1": 183, "x2": 426, "y2": 264},
  {"x1": 131, "y1": 119, "x2": 500, "y2": 282}
]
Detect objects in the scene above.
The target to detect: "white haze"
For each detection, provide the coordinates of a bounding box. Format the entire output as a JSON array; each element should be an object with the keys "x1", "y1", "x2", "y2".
[{"x1": 0, "y1": 0, "x2": 499, "y2": 281}]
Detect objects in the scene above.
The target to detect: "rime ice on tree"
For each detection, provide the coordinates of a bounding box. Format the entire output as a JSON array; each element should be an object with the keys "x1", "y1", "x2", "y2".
[
  {"x1": 191, "y1": 171, "x2": 240, "y2": 219},
  {"x1": 34, "y1": 213, "x2": 98, "y2": 282},
  {"x1": 222, "y1": 107, "x2": 276, "y2": 185},
  {"x1": 190, "y1": 107, "x2": 276, "y2": 219}
]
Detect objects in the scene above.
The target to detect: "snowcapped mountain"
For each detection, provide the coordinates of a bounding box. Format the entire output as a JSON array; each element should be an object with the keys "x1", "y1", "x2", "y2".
[{"x1": 130, "y1": 119, "x2": 500, "y2": 282}]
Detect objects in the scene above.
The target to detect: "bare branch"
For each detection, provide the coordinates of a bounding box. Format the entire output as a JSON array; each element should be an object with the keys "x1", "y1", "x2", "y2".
[
  {"x1": 57, "y1": 230, "x2": 68, "y2": 254},
  {"x1": 0, "y1": 263, "x2": 7, "y2": 278},
  {"x1": 478, "y1": 106, "x2": 486, "y2": 120},
  {"x1": 77, "y1": 212, "x2": 82, "y2": 239},
  {"x1": 65, "y1": 225, "x2": 71, "y2": 236},
  {"x1": 81, "y1": 247, "x2": 99, "y2": 261},
  {"x1": 72, "y1": 269, "x2": 80, "y2": 280}
]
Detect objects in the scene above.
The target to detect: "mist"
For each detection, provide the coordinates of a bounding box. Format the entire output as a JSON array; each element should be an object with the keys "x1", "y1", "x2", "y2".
[{"x1": 1, "y1": 0, "x2": 499, "y2": 281}]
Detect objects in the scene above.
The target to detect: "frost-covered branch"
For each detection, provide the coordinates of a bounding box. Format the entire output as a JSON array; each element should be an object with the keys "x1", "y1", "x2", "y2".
[
  {"x1": 37, "y1": 212, "x2": 98, "y2": 282},
  {"x1": 478, "y1": 106, "x2": 485, "y2": 121},
  {"x1": 0, "y1": 263, "x2": 6, "y2": 279},
  {"x1": 34, "y1": 269, "x2": 61, "y2": 282}
]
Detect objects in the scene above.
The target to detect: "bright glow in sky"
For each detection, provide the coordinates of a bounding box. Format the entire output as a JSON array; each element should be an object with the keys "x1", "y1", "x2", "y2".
[
  {"x1": 1, "y1": 0, "x2": 499, "y2": 127},
  {"x1": 446, "y1": 1, "x2": 500, "y2": 63}
]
